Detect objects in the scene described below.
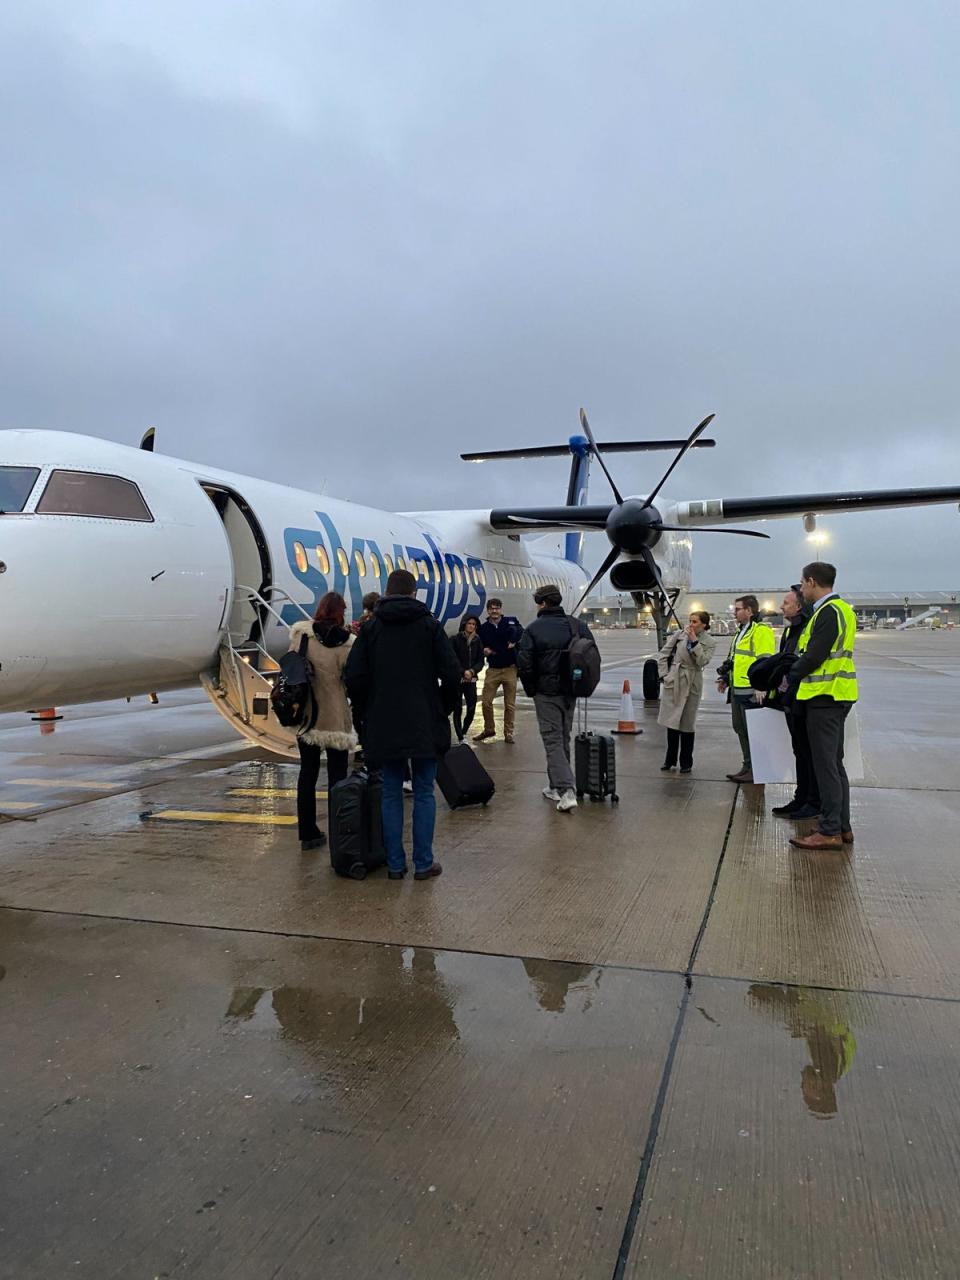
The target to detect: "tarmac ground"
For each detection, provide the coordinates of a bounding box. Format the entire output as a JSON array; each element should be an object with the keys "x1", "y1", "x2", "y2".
[{"x1": 1, "y1": 628, "x2": 959, "y2": 1279}]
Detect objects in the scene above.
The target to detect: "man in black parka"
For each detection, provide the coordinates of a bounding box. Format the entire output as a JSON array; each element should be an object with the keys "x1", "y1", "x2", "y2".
[
  {"x1": 344, "y1": 569, "x2": 461, "y2": 881},
  {"x1": 517, "y1": 584, "x2": 594, "y2": 813}
]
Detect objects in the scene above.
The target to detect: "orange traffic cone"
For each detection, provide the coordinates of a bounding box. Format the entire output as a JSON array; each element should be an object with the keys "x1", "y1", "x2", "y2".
[
  {"x1": 31, "y1": 707, "x2": 62, "y2": 734},
  {"x1": 612, "y1": 680, "x2": 642, "y2": 735}
]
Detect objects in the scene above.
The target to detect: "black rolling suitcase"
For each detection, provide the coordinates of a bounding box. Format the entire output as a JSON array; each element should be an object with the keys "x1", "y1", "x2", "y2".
[
  {"x1": 574, "y1": 702, "x2": 619, "y2": 804},
  {"x1": 436, "y1": 743, "x2": 495, "y2": 809},
  {"x1": 329, "y1": 771, "x2": 386, "y2": 879}
]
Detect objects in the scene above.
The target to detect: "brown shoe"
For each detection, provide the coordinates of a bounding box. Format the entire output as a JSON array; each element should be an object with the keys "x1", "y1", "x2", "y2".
[
  {"x1": 841, "y1": 830, "x2": 854, "y2": 844},
  {"x1": 414, "y1": 862, "x2": 443, "y2": 881},
  {"x1": 727, "y1": 769, "x2": 754, "y2": 784},
  {"x1": 504, "y1": 735, "x2": 515, "y2": 744},
  {"x1": 789, "y1": 832, "x2": 843, "y2": 850},
  {"x1": 473, "y1": 731, "x2": 495, "y2": 743}
]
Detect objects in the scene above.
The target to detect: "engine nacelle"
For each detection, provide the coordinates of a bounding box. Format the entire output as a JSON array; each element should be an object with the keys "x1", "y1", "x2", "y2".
[{"x1": 610, "y1": 558, "x2": 658, "y2": 592}]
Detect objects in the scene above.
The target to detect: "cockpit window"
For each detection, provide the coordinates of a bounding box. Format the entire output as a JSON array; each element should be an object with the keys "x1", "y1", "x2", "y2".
[
  {"x1": 36, "y1": 470, "x2": 153, "y2": 521},
  {"x1": 0, "y1": 466, "x2": 40, "y2": 513}
]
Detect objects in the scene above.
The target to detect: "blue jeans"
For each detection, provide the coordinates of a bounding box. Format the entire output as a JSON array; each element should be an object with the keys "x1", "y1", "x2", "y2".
[{"x1": 381, "y1": 758, "x2": 438, "y2": 873}]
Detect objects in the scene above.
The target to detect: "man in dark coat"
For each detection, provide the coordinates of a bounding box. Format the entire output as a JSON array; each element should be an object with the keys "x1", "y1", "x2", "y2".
[
  {"x1": 344, "y1": 569, "x2": 461, "y2": 880},
  {"x1": 517, "y1": 584, "x2": 594, "y2": 812},
  {"x1": 770, "y1": 586, "x2": 820, "y2": 820}
]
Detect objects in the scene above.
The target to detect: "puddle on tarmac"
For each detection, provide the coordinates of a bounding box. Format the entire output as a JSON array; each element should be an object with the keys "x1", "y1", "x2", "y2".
[
  {"x1": 747, "y1": 983, "x2": 858, "y2": 1118},
  {"x1": 221, "y1": 947, "x2": 606, "y2": 1063}
]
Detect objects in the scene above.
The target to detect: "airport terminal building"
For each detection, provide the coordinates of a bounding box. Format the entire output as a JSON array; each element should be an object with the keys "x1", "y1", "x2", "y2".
[{"x1": 584, "y1": 589, "x2": 960, "y2": 628}]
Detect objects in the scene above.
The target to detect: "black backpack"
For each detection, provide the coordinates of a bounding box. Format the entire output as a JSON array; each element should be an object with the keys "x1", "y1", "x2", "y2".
[
  {"x1": 271, "y1": 633, "x2": 316, "y2": 730},
  {"x1": 563, "y1": 618, "x2": 602, "y2": 697}
]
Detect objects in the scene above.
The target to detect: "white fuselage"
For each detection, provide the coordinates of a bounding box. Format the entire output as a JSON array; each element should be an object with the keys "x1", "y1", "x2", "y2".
[{"x1": 7, "y1": 429, "x2": 699, "y2": 713}]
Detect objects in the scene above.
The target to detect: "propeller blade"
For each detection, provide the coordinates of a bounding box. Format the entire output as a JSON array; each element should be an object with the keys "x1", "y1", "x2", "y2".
[
  {"x1": 653, "y1": 523, "x2": 770, "y2": 539},
  {"x1": 641, "y1": 546, "x2": 684, "y2": 630},
  {"x1": 504, "y1": 518, "x2": 601, "y2": 530},
  {"x1": 579, "y1": 408, "x2": 624, "y2": 504},
  {"x1": 571, "y1": 544, "x2": 622, "y2": 616},
  {"x1": 642, "y1": 413, "x2": 716, "y2": 511}
]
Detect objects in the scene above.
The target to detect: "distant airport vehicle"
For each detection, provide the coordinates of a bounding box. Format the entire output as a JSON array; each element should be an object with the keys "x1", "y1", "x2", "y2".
[{"x1": 1, "y1": 413, "x2": 958, "y2": 753}]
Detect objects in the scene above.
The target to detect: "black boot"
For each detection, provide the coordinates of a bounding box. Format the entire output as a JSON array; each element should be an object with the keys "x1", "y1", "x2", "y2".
[
  {"x1": 679, "y1": 731, "x2": 695, "y2": 773},
  {"x1": 661, "y1": 728, "x2": 680, "y2": 771}
]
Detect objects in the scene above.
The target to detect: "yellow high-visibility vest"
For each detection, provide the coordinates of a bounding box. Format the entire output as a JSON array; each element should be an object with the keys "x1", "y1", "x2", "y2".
[
  {"x1": 795, "y1": 597, "x2": 859, "y2": 703},
  {"x1": 728, "y1": 619, "x2": 776, "y2": 688}
]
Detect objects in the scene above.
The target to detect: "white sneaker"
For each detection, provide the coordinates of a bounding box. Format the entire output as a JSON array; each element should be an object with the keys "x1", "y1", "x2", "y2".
[
  {"x1": 556, "y1": 790, "x2": 579, "y2": 812},
  {"x1": 542, "y1": 787, "x2": 561, "y2": 802},
  {"x1": 402, "y1": 780, "x2": 414, "y2": 795}
]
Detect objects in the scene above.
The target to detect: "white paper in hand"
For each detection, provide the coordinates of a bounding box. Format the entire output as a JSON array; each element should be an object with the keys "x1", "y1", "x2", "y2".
[{"x1": 745, "y1": 707, "x2": 796, "y2": 784}]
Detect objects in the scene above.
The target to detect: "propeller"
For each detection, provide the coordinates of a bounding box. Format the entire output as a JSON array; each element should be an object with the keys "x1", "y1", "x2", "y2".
[
  {"x1": 563, "y1": 410, "x2": 769, "y2": 617},
  {"x1": 639, "y1": 546, "x2": 683, "y2": 630},
  {"x1": 579, "y1": 408, "x2": 623, "y2": 504},
  {"x1": 571, "y1": 545, "x2": 623, "y2": 617},
  {"x1": 642, "y1": 414, "x2": 715, "y2": 510}
]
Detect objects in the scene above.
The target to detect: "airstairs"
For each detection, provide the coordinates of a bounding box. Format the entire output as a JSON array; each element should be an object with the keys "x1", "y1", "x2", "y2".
[{"x1": 200, "y1": 586, "x2": 312, "y2": 759}]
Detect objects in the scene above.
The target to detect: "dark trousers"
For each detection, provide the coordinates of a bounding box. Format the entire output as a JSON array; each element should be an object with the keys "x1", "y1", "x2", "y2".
[
  {"x1": 804, "y1": 702, "x2": 852, "y2": 836},
  {"x1": 731, "y1": 693, "x2": 754, "y2": 769},
  {"x1": 453, "y1": 683, "x2": 478, "y2": 741},
  {"x1": 664, "y1": 729, "x2": 695, "y2": 770},
  {"x1": 785, "y1": 706, "x2": 820, "y2": 809},
  {"x1": 296, "y1": 740, "x2": 349, "y2": 841}
]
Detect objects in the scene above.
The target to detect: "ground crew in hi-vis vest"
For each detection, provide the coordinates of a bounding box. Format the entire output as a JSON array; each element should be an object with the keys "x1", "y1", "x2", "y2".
[
  {"x1": 717, "y1": 594, "x2": 776, "y2": 783},
  {"x1": 786, "y1": 561, "x2": 859, "y2": 850}
]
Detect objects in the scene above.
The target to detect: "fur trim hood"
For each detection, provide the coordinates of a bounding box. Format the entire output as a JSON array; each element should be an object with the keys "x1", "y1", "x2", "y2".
[{"x1": 289, "y1": 619, "x2": 352, "y2": 648}]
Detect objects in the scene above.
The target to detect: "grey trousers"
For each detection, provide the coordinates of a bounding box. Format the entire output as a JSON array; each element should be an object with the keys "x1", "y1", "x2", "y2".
[
  {"x1": 534, "y1": 693, "x2": 576, "y2": 793},
  {"x1": 805, "y1": 701, "x2": 852, "y2": 835},
  {"x1": 731, "y1": 694, "x2": 754, "y2": 769}
]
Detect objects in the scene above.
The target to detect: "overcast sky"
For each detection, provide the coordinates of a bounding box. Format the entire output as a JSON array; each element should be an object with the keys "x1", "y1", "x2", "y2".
[{"x1": 2, "y1": 2, "x2": 958, "y2": 589}]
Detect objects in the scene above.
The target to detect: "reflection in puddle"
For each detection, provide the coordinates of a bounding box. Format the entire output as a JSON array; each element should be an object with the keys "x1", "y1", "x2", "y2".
[
  {"x1": 748, "y1": 984, "x2": 857, "y2": 1117},
  {"x1": 522, "y1": 959, "x2": 599, "y2": 1013},
  {"x1": 222, "y1": 947, "x2": 460, "y2": 1056}
]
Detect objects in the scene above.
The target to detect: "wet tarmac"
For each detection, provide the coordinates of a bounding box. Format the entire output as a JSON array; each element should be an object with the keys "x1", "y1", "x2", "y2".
[{"x1": 1, "y1": 630, "x2": 958, "y2": 1278}]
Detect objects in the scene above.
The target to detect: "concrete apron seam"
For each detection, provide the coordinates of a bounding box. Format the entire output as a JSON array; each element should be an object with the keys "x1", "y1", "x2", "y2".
[
  {"x1": 611, "y1": 787, "x2": 740, "y2": 1280},
  {"x1": 0, "y1": 904, "x2": 684, "y2": 982}
]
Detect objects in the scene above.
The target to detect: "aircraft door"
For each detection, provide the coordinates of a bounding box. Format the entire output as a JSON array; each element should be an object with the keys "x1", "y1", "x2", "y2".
[
  {"x1": 199, "y1": 482, "x2": 300, "y2": 758},
  {"x1": 202, "y1": 484, "x2": 272, "y2": 648}
]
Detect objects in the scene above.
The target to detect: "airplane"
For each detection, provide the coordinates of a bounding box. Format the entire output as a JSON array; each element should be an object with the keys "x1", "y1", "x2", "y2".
[{"x1": 1, "y1": 413, "x2": 958, "y2": 756}]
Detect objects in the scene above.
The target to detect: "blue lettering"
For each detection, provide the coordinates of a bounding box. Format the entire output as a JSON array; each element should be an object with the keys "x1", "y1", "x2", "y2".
[
  {"x1": 424, "y1": 535, "x2": 447, "y2": 619},
  {"x1": 281, "y1": 511, "x2": 488, "y2": 629},
  {"x1": 440, "y1": 552, "x2": 469, "y2": 624},
  {"x1": 281, "y1": 523, "x2": 329, "y2": 624},
  {"x1": 466, "y1": 556, "x2": 487, "y2": 616}
]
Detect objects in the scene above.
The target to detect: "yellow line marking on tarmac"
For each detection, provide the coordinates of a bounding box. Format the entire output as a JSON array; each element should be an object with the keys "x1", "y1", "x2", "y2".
[
  {"x1": 227, "y1": 787, "x2": 327, "y2": 798},
  {"x1": 9, "y1": 778, "x2": 126, "y2": 790},
  {"x1": 148, "y1": 809, "x2": 297, "y2": 826},
  {"x1": 0, "y1": 801, "x2": 41, "y2": 810}
]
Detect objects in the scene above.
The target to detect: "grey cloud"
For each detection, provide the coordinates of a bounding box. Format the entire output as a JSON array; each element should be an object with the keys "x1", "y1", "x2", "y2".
[{"x1": 1, "y1": 2, "x2": 958, "y2": 590}]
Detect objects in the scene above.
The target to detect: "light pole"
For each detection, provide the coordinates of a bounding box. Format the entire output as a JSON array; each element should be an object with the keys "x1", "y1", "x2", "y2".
[{"x1": 617, "y1": 594, "x2": 623, "y2": 627}]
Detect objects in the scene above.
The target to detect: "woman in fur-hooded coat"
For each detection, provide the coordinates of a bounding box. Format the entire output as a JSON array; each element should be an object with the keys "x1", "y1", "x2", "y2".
[{"x1": 288, "y1": 592, "x2": 358, "y2": 850}]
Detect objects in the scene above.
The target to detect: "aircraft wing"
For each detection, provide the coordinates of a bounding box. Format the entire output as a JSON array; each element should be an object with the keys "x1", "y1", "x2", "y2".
[{"x1": 676, "y1": 484, "x2": 960, "y2": 525}]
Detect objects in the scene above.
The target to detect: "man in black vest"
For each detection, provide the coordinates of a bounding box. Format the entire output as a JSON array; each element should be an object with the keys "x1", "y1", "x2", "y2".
[{"x1": 517, "y1": 584, "x2": 593, "y2": 813}]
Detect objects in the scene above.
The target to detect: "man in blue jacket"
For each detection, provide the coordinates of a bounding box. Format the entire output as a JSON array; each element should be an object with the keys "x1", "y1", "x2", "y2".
[{"x1": 474, "y1": 598, "x2": 523, "y2": 744}]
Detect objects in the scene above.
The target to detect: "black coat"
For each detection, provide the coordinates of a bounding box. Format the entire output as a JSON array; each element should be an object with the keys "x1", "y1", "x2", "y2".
[
  {"x1": 517, "y1": 606, "x2": 592, "y2": 697},
  {"x1": 450, "y1": 631, "x2": 485, "y2": 682},
  {"x1": 343, "y1": 595, "x2": 462, "y2": 766}
]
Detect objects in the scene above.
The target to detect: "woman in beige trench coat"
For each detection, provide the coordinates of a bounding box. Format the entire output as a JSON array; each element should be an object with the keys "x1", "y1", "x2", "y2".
[{"x1": 657, "y1": 611, "x2": 716, "y2": 773}]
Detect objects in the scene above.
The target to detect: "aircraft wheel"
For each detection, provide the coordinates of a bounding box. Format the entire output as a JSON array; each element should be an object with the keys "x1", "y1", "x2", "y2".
[{"x1": 643, "y1": 658, "x2": 661, "y2": 702}]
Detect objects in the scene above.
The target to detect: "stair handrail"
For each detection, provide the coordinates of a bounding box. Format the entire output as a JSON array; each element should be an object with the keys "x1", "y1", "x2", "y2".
[{"x1": 236, "y1": 584, "x2": 314, "y2": 632}]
